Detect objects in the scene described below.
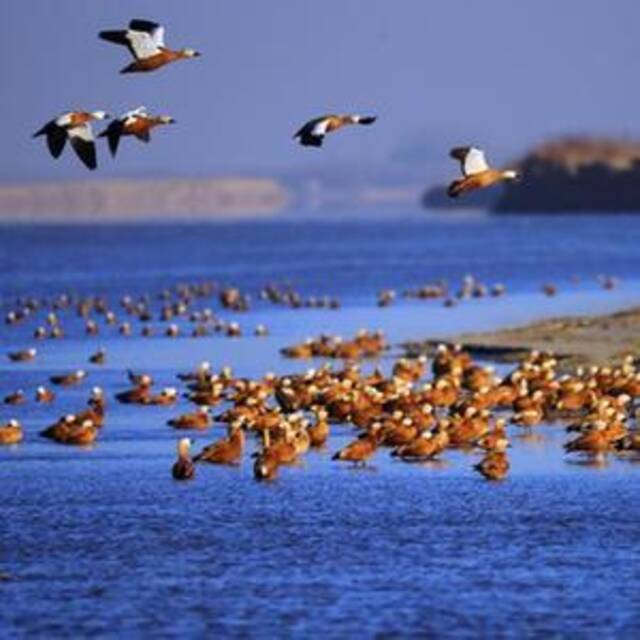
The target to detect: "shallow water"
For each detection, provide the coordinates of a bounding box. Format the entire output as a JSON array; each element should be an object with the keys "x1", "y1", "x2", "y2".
[{"x1": 1, "y1": 214, "x2": 640, "y2": 637}]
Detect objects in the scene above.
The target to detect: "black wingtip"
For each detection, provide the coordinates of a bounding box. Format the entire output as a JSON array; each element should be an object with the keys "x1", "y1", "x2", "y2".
[{"x1": 358, "y1": 116, "x2": 377, "y2": 125}]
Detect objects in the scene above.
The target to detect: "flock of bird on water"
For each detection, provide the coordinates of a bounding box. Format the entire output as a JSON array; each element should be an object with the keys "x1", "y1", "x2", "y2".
[
  {"x1": 32, "y1": 18, "x2": 519, "y2": 198},
  {"x1": 1, "y1": 277, "x2": 639, "y2": 483},
  {"x1": 13, "y1": 17, "x2": 639, "y2": 483}
]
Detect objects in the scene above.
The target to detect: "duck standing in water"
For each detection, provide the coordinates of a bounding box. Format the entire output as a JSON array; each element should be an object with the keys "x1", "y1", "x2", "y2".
[
  {"x1": 99, "y1": 107, "x2": 176, "y2": 157},
  {"x1": 253, "y1": 428, "x2": 280, "y2": 482},
  {"x1": 447, "y1": 146, "x2": 519, "y2": 198},
  {"x1": 33, "y1": 111, "x2": 110, "y2": 170},
  {"x1": 332, "y1": 425, "x2": 381, "y2": 467},
  {"x1": 99, "y1": 19, "x2": 201, "y2": 74},
  {"x1": 172, "y1": 438, "x2": 195, "y2": 480},
  {"x1": 193, "y1": 421, "x2": 245, "y2": 464},
  {"x1": 293, "y1": 114, "x2": 377, "y2": 147}
]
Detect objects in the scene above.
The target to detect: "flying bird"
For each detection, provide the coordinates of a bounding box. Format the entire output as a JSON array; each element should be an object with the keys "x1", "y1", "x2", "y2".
[
  {"x1": 293, "y1": 114, "x2": 377, "y2": 147},
  {"x1": 447, "y1": 146, "x2": 520, "y2": 198},
  {"x1": 33, "y1": 111, "x2": 110, "y2": 170},
  {"x1": 99, "y1": 19, "x2": 201, "y2": 73},
  {"x1": 99, "y1": 107, "x2": 176, "y2": 157}
]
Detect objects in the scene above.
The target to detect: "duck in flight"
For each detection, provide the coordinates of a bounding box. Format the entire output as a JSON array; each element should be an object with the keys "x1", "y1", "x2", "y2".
[
  {"x1": 99, "y1": 19, "x2": 201, "y2": 73},
  {"x1": 293, "y1": 114, "x2": 377, "y2": 147},
  {"x1": 447, "y1": 146, "x2": 519, "y2": 198},
  {"x1": 99, "y1": 107, "x2": 176, "y2": 157},
  {"x1": 33, "y1": 111, "x2": 110, "y2": 170}
]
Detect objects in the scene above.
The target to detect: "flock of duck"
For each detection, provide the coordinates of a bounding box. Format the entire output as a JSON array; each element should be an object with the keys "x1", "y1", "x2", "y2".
[
  {"x1": 32, "y1": 17, "x2": 518, "y2": 198},
  {"x1": 2, "y1": 278, "x2": 639, "y2": 483}
]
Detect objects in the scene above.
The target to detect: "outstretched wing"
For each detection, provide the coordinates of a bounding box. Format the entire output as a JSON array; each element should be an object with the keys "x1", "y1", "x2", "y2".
[
  {"x1": 68, "y1": 124, "x2": 97, "y2": 170},
  {"x1": 33, "y1": 121, "x2": 67, "y2": 158},
  {"x1": 293, "y1": 116, "x2": 333, "y2": 147},
  {"x1": 98, "y1": 120, "x2": 124, "y2": 157},
  {"x1": 125, "y1": 30, "x2": 161, "y2": 60},
  {"x1": 450, "y1": 146, "x2": 489, "y2": 177},
  {"x1": 129, "y1": 20, "x2": 166, "y2": 47}
]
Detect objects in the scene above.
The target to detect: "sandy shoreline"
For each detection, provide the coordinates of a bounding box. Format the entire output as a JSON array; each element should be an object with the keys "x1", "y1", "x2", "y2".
[{"x1": 404, "y1": 306, "x2": 640, "y2": 369}]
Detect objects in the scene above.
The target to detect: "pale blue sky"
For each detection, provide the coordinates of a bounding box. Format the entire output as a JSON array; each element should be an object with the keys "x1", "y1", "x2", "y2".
[{"x1": 1, "y1": 1, "x2": 638, "y2": 181}]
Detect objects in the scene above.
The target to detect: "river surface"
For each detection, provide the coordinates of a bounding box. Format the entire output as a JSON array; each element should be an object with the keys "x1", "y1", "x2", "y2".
[{"x1": 1, "y1": 214, "x2": 639, "y2": 638}]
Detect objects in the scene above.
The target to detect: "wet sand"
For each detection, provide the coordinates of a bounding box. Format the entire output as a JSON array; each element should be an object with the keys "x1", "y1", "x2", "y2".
[{"x1": 405, "y1": 306, "x2": 640, "y2": 369}]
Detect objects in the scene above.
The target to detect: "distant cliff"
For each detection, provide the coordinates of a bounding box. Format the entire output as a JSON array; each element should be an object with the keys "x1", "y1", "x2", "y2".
[
  {"x1": 0, "y1": 177, "x2": 289, "y2": 221},
  {"x1": 495, "y1": 138, "x2": 640, "y2": 212}
]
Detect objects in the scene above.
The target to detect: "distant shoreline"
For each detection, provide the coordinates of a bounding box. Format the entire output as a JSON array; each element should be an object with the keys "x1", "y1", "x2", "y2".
[{"x1": 0, "y1": 176, "x2": 289, "y2": 221}]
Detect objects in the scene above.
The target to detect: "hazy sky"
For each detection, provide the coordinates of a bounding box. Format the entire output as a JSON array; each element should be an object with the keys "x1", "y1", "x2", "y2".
[{"x1": 1, "y1": 1, "x2": 639, "y2": 182}]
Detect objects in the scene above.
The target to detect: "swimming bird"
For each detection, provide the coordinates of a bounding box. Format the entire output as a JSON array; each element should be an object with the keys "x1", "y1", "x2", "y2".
[
  {"x1": 99, "y1": 107, "x2": 176, "y2": 157},
  {"x1": 193, "y1": 421, "x2": 245, "y2": 464},
  {"x1": 167, "y1": 407, "x2": 212, "y2": 430},
  {"x1": 332, "y1": 425, "x2": 381, "y2": 466},
  {"x1": 33, "y1": 111, "x2": 110, "y2": 170},
  {"x1": 172, "y1": 438, "x2": 195, "y2": 480},
  {"x1": 4, "y1": 390, "x2": 26, "y2": 405},
  {"x1": 0, "y1": 420, "x2": 23, "y2": 446},
  {"x1": 89, "y1": 347, "x2": 107, "y2": 365},
  {"x1": 7, "y1": 348, "x2": 36, "y2": 362},
  {"x1": 35, "y1": 386, "x2": 56, "y2": 403},
  {"x1": 99, "y1": 19, "x2": 201, "y2": 74},
  {"x1": 447, "y1": 147, "x2": 519, "y2": 198},
  {"x1": 49, "y1": 370, "x2": 87, "y2": 387},
  {"x1": 253, "y1": 429, "x2": 280, "y2": 482},
  {"x1": 293, "y1": 114, "x2": 377, "y2": 147},
  {"x1": 474, "y1": 450, "x2": 510, "y2": 480}
]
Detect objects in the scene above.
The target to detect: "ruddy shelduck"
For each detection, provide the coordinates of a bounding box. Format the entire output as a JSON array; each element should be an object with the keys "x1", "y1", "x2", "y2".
[
  {"x1": 99, "y1": 107, "x2": 176, "y2": 157},
  {"x1": 33, "y1": 111, "x2": 110, "y2": 170},
  {"x1": 448, "y1": 146, "x2": 519, "y2": 198},
  {"x1": 99, "y1": 20, "x2": 201, "y2": 74},
  {"x1": 294, "y1": 114, "x2": 377, "y2": 147}
]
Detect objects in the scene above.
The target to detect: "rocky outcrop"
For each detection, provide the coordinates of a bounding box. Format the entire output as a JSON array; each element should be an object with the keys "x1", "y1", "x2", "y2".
[{"x1": 495, "y1": 138, "x2": 640, "y2": 212}]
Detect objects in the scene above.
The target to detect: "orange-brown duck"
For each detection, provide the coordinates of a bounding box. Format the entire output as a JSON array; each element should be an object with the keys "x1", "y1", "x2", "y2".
[
  {"x1": 193, "y1": 422, "x2": 245, "y2": 465},
  {"x1": 172, "y1": 438, "x2": 196, "y2": 480},
  {"x1": 474, "y1": 451, "x2": 510, "y2": 480},
  {"x1": 0, "y1": 420, "x2": 23, "y2": 445},
  {"x1": 100, "y1": 20, "x2": 201, "y2": 74}
]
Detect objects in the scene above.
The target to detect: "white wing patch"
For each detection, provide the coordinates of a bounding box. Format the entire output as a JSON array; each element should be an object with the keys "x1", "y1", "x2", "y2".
[
  {"x1": 55, "y1": 113, "x2": 73, "y2": 127},
  {"x1": 122, "y1": 106, "x2": 148, "y2": 125},
  {"x1": 126, "y1": 31, "x2": 161, "y2": 60},
  {"x1": 311, "y1": 119, "x2": 330, "y2": 136},
  {"x1": 68, "y1": 123, "x2": 94, "y2": 142},
  {"x1": 463, "y1": 147, "x2": 490, "y2": 176},
  {"x1": 151, "y1": 25, "x2": 166, "y2": 48}
]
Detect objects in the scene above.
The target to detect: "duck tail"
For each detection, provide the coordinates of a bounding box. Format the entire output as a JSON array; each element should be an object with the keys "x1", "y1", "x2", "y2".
[
  {"x1": 447, "y1": 180, "x2": 463, "y2": 199},
  {"x1": 331, "y1": 450, "x2": 342, "y2": 460},
  {"x1": 120, "y1": 63, "x2": 139, "y2": 74}
]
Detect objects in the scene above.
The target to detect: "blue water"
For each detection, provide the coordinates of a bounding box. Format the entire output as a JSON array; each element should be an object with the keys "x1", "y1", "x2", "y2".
[{"x1": 1, "y1": 214, "x2": 640, "y2": 637}]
